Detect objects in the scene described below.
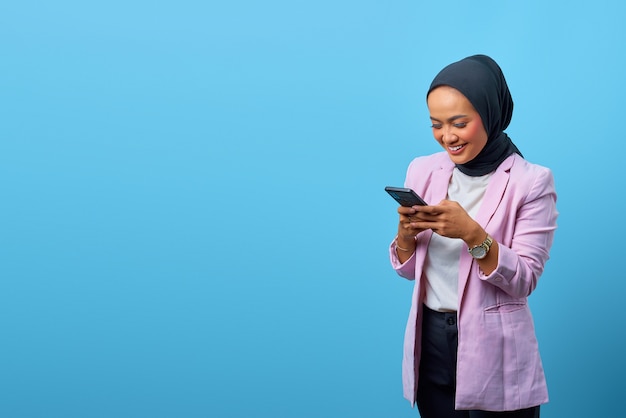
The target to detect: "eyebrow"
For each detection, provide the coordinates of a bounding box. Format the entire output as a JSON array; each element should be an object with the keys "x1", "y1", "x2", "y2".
[{"x1": 430, "y1": 114, "x2": 468, "y2": 122}]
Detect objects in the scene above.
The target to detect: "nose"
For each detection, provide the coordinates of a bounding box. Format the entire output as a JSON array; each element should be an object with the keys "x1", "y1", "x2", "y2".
[{"x1": 441, "y1": 126, "x2": 457, "y2": 144}]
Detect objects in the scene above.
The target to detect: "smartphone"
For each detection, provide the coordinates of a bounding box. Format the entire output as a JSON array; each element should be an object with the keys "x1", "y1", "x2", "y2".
[{"x1": 385, "y1": 186, "x2": 427, "y2": 207}]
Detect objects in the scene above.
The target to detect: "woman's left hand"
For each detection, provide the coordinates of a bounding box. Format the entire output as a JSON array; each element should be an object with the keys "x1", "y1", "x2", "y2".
[
  {"x1": 410, "y1": 199, "x2": 499, "y2": 274},
  {"x1": 409, "y1": 200, "x2": 483, "y2": 244}
]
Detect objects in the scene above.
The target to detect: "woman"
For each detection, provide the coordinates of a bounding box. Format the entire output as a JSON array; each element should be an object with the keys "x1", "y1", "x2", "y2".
[{"x1": 389, "y1": 55, "x2": 557, "y2": 417}]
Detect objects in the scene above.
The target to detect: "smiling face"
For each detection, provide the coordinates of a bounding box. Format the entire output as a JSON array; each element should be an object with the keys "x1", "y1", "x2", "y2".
[{"x1": 427, "y1": 86, "x2": 488, "y2": 165}]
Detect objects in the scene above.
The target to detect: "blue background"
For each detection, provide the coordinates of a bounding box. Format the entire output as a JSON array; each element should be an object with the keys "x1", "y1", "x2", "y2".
[{"x1": 2, "y1": 1, "x2": 624, "y2": 417}]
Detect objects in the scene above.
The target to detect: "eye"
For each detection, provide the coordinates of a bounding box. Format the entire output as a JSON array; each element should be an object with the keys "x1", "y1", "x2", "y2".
[
  {"x1": 453, "y1": 122, "x2": 467, "y2": 128},
  {"x1": 431, "y1": 123, "x2": 442, "y2": 129}
]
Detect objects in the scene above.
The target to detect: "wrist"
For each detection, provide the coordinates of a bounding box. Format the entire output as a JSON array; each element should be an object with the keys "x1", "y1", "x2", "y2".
[
  {"x1": 468, "y1": 234, "x2": 493, "y2": 260},
  {"x1": 395, "y1": 235, "x2": 417, "y2": 252},
  {"x1": 464, "y1": 222, "x2": 486, "y2": 247}
]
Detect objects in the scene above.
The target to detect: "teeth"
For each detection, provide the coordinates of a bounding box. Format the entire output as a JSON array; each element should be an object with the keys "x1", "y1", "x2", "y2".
[{"x1": 449, "y1": 145, "x2": 463, "y2": 151}]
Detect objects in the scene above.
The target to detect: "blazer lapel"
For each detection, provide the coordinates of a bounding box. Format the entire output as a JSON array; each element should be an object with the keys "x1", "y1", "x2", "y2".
[
  {"x1": 474, "y1": 155, "x2": 514, "y2": 229},
  {"x1": 426, "y1": 160, "x2": 454, "y2": 205},
  {"x1": 458, "y1": 155, "x2": 514, "y2": 303}
]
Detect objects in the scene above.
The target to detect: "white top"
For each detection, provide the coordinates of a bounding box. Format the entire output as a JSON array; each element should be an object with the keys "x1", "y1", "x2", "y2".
[{"x1": 423, "y1": 168, "x2": 492, "y2": 312}]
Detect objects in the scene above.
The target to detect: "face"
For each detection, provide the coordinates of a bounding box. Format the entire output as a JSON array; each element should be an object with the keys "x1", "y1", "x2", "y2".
[{"x1": 427, "y1": 86, "x2": 488, "y2": 165}]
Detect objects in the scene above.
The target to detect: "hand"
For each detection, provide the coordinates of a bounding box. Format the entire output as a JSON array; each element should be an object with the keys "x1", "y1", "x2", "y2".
[
  {"x1": 406, "y1": 200, "x2": 498, "y2": 274},
  {"x1": 397, "y1": 205, "x2": 427, "y2": 241},
  {"x1": 408, "y1": 200, "x2": 483, "y2": 244}
]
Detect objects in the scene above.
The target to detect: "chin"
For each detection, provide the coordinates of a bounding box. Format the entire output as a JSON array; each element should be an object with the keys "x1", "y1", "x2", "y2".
[{"x1": 448, "y1": 154, "x2": 470, "y2": 165}]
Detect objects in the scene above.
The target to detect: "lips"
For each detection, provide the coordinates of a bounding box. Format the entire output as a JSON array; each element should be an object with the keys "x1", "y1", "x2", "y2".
[{"x1": 448, "y1": 144, "x2": 465, "y2": 152}]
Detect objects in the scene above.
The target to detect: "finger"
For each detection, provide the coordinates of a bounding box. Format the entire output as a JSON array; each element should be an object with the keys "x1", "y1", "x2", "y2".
[
  {"x1": 398, "y1": 206, "x2": 417, "y2": 215},
  {"x1": 420, "y1": 206, "x2": 447, "y2": 216}
]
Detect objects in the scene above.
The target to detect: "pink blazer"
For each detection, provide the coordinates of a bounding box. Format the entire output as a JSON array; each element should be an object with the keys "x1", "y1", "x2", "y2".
[{"x1": 390, "y1": 152, "x2": 557, "y2": 411}]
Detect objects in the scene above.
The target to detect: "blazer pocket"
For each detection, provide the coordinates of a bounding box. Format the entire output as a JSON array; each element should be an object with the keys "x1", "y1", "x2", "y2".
[{"x1": 484, "y1": 300, "x2": 527, "y2": 314}]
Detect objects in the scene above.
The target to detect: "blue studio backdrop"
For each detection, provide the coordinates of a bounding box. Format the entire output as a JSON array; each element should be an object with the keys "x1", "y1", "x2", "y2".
[{"x1": 2, "y1": 1, "x2": 625, "y2": 417}]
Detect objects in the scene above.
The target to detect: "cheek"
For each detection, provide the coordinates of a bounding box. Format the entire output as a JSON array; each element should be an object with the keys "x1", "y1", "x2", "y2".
[
  {"x1": 432, "y1": 128, "x2": 443, "y2": 143},
  {"x1": 463, "y1": 122, "x2": 485, "y2": 141}
]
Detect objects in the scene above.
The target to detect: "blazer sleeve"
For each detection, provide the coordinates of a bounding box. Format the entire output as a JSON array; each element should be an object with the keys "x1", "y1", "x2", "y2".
[
  {"x1": 389, "y1": 239, "x2": 417, "y2": 281},
  {"x1": 480, "y1": 166, "x2": 558, "y2": 298}
]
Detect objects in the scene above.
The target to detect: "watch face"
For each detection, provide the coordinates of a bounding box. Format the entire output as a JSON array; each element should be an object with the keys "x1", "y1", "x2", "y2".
[{"x1": 470, "y1": 246, "x2": 487, "y2": 259}]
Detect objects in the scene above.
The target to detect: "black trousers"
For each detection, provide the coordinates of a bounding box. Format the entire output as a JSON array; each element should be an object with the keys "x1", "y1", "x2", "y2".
[{"x1": 416, "y1": 305, "x2": 540, "y2": 418}]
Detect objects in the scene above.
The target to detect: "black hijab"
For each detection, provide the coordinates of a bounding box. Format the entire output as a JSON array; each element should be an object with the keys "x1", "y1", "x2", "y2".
[{"x1": 427, "y1": 54, "x2": 523, "y2": 176}]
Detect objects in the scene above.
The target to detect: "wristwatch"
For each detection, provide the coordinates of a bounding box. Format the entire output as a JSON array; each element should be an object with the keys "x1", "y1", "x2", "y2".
[{"x1": 468, "y1": 235, "x2": 493, "y2": 259}]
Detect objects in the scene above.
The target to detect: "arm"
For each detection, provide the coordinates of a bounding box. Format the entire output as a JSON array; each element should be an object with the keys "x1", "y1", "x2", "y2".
[
  {"x1": 479, "y1": 168, "x2": 558, "y2": 297},
  {"x1": 388, "y1": 154, "x2": 443, "y2": 281},
  {"x1": 389, "y1": 205, "x2": 425, "y2": 281}
]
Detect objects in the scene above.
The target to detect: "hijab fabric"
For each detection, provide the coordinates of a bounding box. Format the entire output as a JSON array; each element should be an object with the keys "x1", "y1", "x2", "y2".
[{"x1": 427, "y1": 55, "x2": 523, "y2": 176}]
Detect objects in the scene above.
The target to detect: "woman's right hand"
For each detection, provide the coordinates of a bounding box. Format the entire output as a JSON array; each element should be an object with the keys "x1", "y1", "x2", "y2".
[
  {"x1": 395, "y1": 206, "x2": 425, "y2": 260},
  {"x1": 397, "y1": 205, "x2": 426, "y2": 240}
]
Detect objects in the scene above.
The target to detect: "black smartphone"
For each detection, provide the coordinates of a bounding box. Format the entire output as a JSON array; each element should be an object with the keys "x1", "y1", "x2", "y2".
[{"x1": 385, "y1": 186, "x2": 427, "y2": 207}]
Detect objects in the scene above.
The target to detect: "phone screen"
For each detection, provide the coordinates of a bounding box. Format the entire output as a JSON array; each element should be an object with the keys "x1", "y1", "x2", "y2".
[{"x1": 385, "y1": 186, "x2": 427, "y2": 207}]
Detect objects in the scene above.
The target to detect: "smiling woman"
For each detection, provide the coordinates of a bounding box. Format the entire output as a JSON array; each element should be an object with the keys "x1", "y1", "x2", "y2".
[{"x1": 388, "y1": 55, "x2": 557, "y2": 418}]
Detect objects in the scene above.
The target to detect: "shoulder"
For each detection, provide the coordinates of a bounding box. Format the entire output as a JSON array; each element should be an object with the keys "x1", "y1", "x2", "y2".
[
  {"x1": 504, "y1": 154, "x2": 556, "y2": 199},
  {"x1": 404, "y1": 152, "x2": 453, "y2": 196},
  {"x1": 507, "y1": 154, "x2": 552, "y2": 175},
  {"x1": 506, "y1": 154, "x2": 554, "y2": 181}
]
